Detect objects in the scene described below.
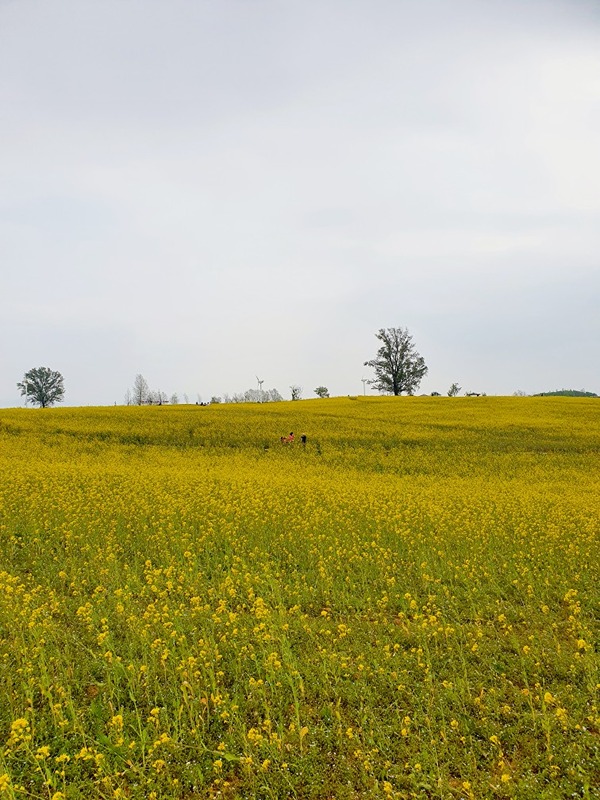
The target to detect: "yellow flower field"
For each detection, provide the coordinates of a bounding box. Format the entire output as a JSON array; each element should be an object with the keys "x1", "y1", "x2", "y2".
[{"x1": 0, "y1": 397, "x2": 598, "y2": 799}]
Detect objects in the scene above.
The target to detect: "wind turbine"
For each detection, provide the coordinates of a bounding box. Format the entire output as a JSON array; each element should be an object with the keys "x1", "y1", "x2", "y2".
[
  {"x1": 361, "y1": 377, "x2": 368, "y2": 396},
  {"x1": 256, "y1": 376, "x2": 264, "y2": 402}
]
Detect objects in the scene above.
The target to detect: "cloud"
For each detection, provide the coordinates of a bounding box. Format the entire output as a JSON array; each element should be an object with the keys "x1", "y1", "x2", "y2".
[{"x1": 1, "y1": 0, "x2": 599, "y2": 406}]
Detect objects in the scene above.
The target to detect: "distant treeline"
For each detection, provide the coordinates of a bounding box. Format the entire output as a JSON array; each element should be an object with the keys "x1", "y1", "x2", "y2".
[{"x1": 533, "y1": 390, "x2": 598, "y2": 398}]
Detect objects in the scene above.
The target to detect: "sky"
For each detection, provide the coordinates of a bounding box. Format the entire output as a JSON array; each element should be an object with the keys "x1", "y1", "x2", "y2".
[{"x1": 1, "y1": 0, "x2": 599, "y2": 406}]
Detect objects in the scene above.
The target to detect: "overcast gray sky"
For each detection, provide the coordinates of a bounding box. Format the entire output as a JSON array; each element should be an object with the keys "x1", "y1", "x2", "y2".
[{"x1": 1, "y1": 0, "x2": 599, "y2": 406}]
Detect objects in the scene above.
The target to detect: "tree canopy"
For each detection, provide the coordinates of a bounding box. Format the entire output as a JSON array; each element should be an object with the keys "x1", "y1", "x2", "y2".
[
  {"x1": 17, "y1": 367, "x2": 65, "y2": 408},
  {"x1": 364, "y1": 327, "x2": 427, "y2": 396}
]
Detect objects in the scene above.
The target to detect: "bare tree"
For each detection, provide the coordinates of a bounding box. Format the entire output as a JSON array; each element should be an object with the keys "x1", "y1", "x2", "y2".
[
  {"x1": 447, "y1": 383, "x2": 461, "y2": 397},
  {"x1": 237, "y1": 388, "x2": 284, "y2": 403},
  {"x1": 148, "y1": 389, "x2": 168, "y2": 405},
  {"x1": 132, "y1": 374, "x2": 149, "y2": 405},
  {"x1": 212, "y1": 388, "x2": 284, "y2": 404},
  {"x1": 290, "y1": 385, "x2": 302, "y2": 401}
]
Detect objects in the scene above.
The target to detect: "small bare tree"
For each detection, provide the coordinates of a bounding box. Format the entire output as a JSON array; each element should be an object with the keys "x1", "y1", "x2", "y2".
[
  {"x1": 290, "y1": 385, "x2": 302, "y2": 401},
  {"x1": 148, "y1": 389, "x2": 168, "y2": 405}
]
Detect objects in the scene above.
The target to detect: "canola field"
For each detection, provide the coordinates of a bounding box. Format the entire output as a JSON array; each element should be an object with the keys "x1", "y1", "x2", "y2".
[{"x1": 0, "y1": 397, "x2": 598, "y2": 800}]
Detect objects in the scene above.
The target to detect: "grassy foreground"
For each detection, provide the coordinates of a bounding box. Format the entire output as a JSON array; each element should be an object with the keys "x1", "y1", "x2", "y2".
[{"x1": 0, "y1": 397, "x2": 598, "y2": 799}]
